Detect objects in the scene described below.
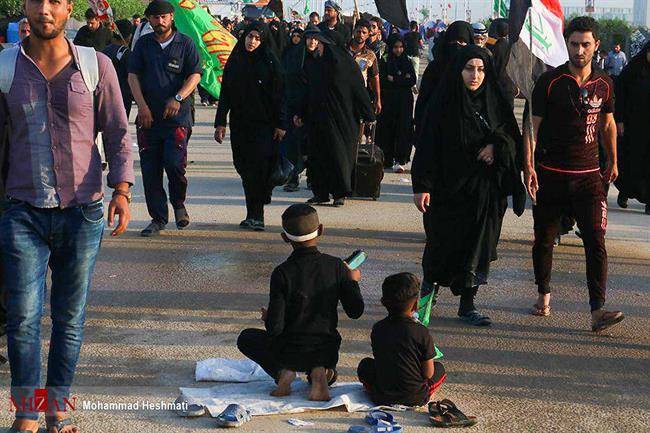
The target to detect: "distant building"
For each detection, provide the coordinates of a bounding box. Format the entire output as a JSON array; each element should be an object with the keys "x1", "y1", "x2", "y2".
[
  {"x1": 563, "y1": 6, "x2": 634, "y2": 22},
  {"x1": 633, "y1": 0, "x2": 650, "y2": 26}
]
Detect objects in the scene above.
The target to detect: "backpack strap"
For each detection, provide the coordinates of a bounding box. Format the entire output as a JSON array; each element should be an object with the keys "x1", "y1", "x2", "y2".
[
  {"x1": 0, "y1": 46, "x2": 20, "y2": 94},
  {"x1": 75, "y1": 45, "x2": 99, "y2": 93}
]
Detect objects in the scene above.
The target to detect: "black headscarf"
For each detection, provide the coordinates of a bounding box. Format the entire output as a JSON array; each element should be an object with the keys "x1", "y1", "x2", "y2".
[
  {"x1": 385, "y1": 33, "x2": 412, "y2": 77},
  {"x1": 215, "y1": 22, "x2": 285, "y2": 129},
  {"x1": 413, "y1": 45, "x2": 525, "y2": 213},
  {"x1": 415, "y1": 21, "x2": 475, "y2": 132}
]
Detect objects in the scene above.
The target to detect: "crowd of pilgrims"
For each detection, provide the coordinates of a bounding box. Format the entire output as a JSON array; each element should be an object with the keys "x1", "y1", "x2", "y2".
[
  {"x1": 208, "y1": 7, "x2": 523, "y2": 322},
  {"x1": 209, "y1": 7, "x2": 650, "y2": 324}
]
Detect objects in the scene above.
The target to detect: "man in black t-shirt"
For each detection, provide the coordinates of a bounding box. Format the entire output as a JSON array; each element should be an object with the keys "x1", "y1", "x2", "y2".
[
  {"x1": 73, "y1": 8, "x2": 113, "y2": 51},
  {"x1": 358, "y1": 273, "x2": 446, "y2": 406},
  {"x1": 524, "y1": 17, "x2": 624, "y2": 332}
]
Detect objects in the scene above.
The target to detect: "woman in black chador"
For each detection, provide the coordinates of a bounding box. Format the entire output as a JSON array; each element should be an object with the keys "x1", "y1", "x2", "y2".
[
  {"x1": 295, "y1": 30, "x2": 375, "y2": 207},
  {"x1": 214, "y1": 22, "x2": 286, "y2": 231},
  {"x1": 614, "y1": 41, "x2": 650, "y2": 215},
  {"x1": 411, "y1": 46, "x2": 525, "y2": 326},
  {"x1": 375, "y1": 34, "x2": 417, "y2": 172}
]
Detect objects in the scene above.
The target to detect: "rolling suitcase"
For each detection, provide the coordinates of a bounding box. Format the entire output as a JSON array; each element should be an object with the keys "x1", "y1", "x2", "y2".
[{"x1": 351, "y1": 122, "x2": 384, "y2": 200}]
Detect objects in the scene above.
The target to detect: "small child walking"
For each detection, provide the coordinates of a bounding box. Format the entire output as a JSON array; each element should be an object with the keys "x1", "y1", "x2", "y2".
[
  {"x1": 358, "y1": 272, "x2": 446, "y2": 406},
  {"x1": 237, "y1": 204, "x2": 364, "y2": 401}
]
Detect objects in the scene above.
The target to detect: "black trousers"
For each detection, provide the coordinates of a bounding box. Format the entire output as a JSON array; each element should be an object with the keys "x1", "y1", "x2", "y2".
[
  {"x1": 357, "y1": 357, "x2": 446, "y2": 406},
  {"x1": 137, "y1": 126, "x2": 190, "y2": 225},
  {"x1": 532, "y1": 169, "x2": 607, "y2": 311},
  {"x1": 231, "y1": 128, "x2": 277, "y2": 220},
  {"x1": 237, "y1": 328, "x2": 339, "y2": 380}
]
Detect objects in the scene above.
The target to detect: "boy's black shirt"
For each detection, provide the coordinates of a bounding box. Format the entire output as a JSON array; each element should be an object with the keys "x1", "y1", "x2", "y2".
[
  {"x1": 371, "y1": 314, "x2": 436, "y2": 405},
  {"x1": 265, "y1": 246, "x2": 364, "y2": 354}
]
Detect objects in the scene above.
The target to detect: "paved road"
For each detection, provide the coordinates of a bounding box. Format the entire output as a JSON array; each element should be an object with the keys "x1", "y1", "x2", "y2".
[{"x1": 1, "y1": 105, "x2": 648, "y2": 433}]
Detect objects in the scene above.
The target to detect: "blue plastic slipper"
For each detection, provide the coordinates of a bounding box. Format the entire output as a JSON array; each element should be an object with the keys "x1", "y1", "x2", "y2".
[
  {"x1": 215, "y1": 403, "x2": 252, "y2": 428},
  {"x1": 365, "y1": 409, "x2": 394, "y2": 425},
  {"x1": 349, "y1": 423, "x2": 403, "y2": 433}
]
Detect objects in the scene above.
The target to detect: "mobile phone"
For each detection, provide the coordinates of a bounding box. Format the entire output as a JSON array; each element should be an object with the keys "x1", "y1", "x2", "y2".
[{"x1": 344, "y1": 250, "x2": 367, "y2": 270}]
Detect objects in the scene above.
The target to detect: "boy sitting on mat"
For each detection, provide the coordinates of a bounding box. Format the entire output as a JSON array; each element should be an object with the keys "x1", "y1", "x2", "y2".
[
  {"x1": 358, "y1": 272, "x2": 446, "y2": 406},
  {"x1": 237, "y1": 204, "x2": 364, "y2": 401}
]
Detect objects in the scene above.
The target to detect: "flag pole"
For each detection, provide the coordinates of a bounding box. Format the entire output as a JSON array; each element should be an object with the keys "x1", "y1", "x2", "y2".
[{"x1": 527, "y1": 6, "x2": 534, "y2": 159}]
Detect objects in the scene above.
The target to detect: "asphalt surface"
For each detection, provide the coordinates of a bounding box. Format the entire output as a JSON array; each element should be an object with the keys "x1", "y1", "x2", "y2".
[{"x1": 0, "y1": 103, "x2": 648, "y2": 433}]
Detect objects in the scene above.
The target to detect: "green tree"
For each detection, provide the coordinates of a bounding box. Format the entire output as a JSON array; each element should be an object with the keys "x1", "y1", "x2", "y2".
[
  {"x1": 596, "y1": 18, "x2": 633, "y2": 51},
  {"x1": 0, "y1": 0, "x2": 25, "y2": 17},
  {"x1": 418, "y1": 6, "x2": 430, "y2": 22},
  {"x1": 70, "y1": 0, "x2": 147, "y2": 20}
]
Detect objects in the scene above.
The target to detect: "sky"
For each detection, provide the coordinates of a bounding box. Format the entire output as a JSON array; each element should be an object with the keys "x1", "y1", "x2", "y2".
[{"x1": 292, "y1": 0, "x2": 636, "y2": 22}]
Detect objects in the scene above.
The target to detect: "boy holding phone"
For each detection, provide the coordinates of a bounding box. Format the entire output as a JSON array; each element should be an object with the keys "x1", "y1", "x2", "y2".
[{"x1": 237, "y1": 204, "x2": 364, "y2": 401}]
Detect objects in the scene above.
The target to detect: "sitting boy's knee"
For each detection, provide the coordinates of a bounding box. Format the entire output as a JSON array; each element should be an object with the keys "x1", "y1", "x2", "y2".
[{"x1": 236, "y1": 328, "x2": 262, "y2": 353}]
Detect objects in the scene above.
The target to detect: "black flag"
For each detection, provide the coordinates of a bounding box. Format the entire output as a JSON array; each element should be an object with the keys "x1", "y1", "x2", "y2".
[{"x1": 374, "y1": 0, "x2": 409, "y2": 29}]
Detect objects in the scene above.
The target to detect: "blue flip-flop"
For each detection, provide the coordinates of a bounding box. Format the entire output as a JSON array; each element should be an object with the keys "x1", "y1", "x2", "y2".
[
  {"x1": 365, "y1": 410, "x2": 394, "y2": 425},
  {"x1": 216, "y1": 403, "x2": 252, "y2": 428},
  {"x1": 348, "y1": 423, "x2": 403, "y2": 433}
]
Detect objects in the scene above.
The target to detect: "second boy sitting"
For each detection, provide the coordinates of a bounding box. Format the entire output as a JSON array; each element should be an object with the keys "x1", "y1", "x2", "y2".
[
  {"x1": 237, "y1": 204, "x2": 364, "y2": 401},
  {"x1": 358, "y1": 272, "x2": 446, "y2": 406}
]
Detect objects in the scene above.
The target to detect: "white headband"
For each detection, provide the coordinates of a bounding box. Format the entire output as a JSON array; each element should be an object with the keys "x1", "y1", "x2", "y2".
[{"x1": 283, "y1": 228, "x2": 319, "y2": 242}]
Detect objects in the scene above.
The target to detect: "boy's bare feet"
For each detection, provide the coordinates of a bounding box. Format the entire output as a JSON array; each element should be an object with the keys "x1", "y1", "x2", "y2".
[
  {"x1": 270, "y1": 369, "x2": 296, "y2": 397},
  {"x1": 308, "y1": 367, "x2": 331, "y2": 401},
  {"x1": 10, "y1": 418, "x2": 40, "y2": 433}
]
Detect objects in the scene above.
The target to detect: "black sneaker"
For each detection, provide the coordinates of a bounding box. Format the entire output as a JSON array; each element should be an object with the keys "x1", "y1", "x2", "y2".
[
  {"x1": 174, "y1": 207, "x2": 190, "y2": 230},
  {"x1": 332, "y1": 197, "x2": 345, "y2": 207},
  {"x1": 646, "y1": 205, "x2": 650, "y2": 215},
  {"x1": 307, "y1": 196, "x2": 329, "y2": 204},
  {"x1": 141, "y1": 222, "x2": 164, "y2": 237},
  {"x1": 251, "y1": 219, "x2": 265, "y2": 231},
  {"x1": 239, "y1": 219, "x2": 253, "y2": 229},
  {"x1": 617, "y1": 193, "x2": 628, "y2": 209},
  {"x1": 458, "y1": 310, "x2": 492, "y2": 327}
]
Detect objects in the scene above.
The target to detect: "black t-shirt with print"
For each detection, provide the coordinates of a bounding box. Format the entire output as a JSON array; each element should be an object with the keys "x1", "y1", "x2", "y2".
[{"x1": 532, "y1": 63, "x2": 614, "y2": 172}]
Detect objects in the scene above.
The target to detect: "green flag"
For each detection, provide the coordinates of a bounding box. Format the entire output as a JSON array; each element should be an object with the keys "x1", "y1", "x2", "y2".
[
  {"x1": 168, "y1": 0, "x2": 237, "y2": 99},
  {"x1": 492, "y1": 0, "x2": 507, "y2": 18},
  {"x1": 303, "y1": 0, "x2": 309, "y2": 15}
]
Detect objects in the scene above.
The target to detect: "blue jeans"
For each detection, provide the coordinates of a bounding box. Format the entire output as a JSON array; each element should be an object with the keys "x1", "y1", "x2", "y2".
[{"x1": 0, "y1": 198, "x2": 104, "y2": 420}]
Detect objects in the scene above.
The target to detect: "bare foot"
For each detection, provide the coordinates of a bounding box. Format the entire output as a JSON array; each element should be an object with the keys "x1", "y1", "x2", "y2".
[
  {"x1": 270, "y1": 369, "x2": 296, "y2": 397},
  {"x1": 46, "y1": 413, "x2": 80, "y2": 433},
  {"x1": 11, "y1": 418, "x2": 40, "y2": 433},
  {"x1": 308, "y1": 367, "x2": 331, "y2": 401}
]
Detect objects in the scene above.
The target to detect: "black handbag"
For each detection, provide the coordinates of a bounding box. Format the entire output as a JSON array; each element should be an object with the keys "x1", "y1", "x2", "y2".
[{"x1": 269, "y1": 149, "x2": 294, "y2": 187}]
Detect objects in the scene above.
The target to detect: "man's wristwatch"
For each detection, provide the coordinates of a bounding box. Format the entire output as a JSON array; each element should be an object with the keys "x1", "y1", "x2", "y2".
[
  {"x1": 174, "y1": 94, "x2": 183, "y2": 103},
  {"x1": 112, "y1": 189, "x2": 132, "y2": 204}
]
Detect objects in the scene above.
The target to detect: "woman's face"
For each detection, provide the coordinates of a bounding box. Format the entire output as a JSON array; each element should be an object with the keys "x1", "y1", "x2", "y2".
[
  {"x1": 462, "y1": 58, "x2": 485, "y2": 91},
  {"x1": 245, "y1": 30, "x2": 262, "y2": 52},
  {"x1": 291, "y1": 33, "x2": 302, "y2": 45},
  {"x1": 306, "y1": 36, "x2": 320, "y2": 52},
  {"x1": 392, "y1": 41, "x2": 404, "y2": 57}
]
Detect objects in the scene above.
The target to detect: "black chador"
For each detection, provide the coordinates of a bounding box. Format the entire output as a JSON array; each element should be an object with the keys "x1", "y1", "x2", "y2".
[{"x1": 375, "y1": 34, "x2": 417, "y2": 167}]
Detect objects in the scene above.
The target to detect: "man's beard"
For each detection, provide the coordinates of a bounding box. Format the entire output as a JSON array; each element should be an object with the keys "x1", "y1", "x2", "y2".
[
  {"x1": 570, "y1": 54, "x2": 591, "y2": 69},
  {"x1": 30, "y1": 20, "x2": 65, "y2": 40},
  {"x1": 154, "y1": 24, "x2": 170, "y2": 35}
]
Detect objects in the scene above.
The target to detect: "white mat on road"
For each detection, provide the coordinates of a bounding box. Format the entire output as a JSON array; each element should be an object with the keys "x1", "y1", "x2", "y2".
[
  {"x1": 195, "y1": 358, "x2": 273, "y2": 382},
  {"x1": 182, "y1": 358, "x2": 375, "y2": 417}
]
